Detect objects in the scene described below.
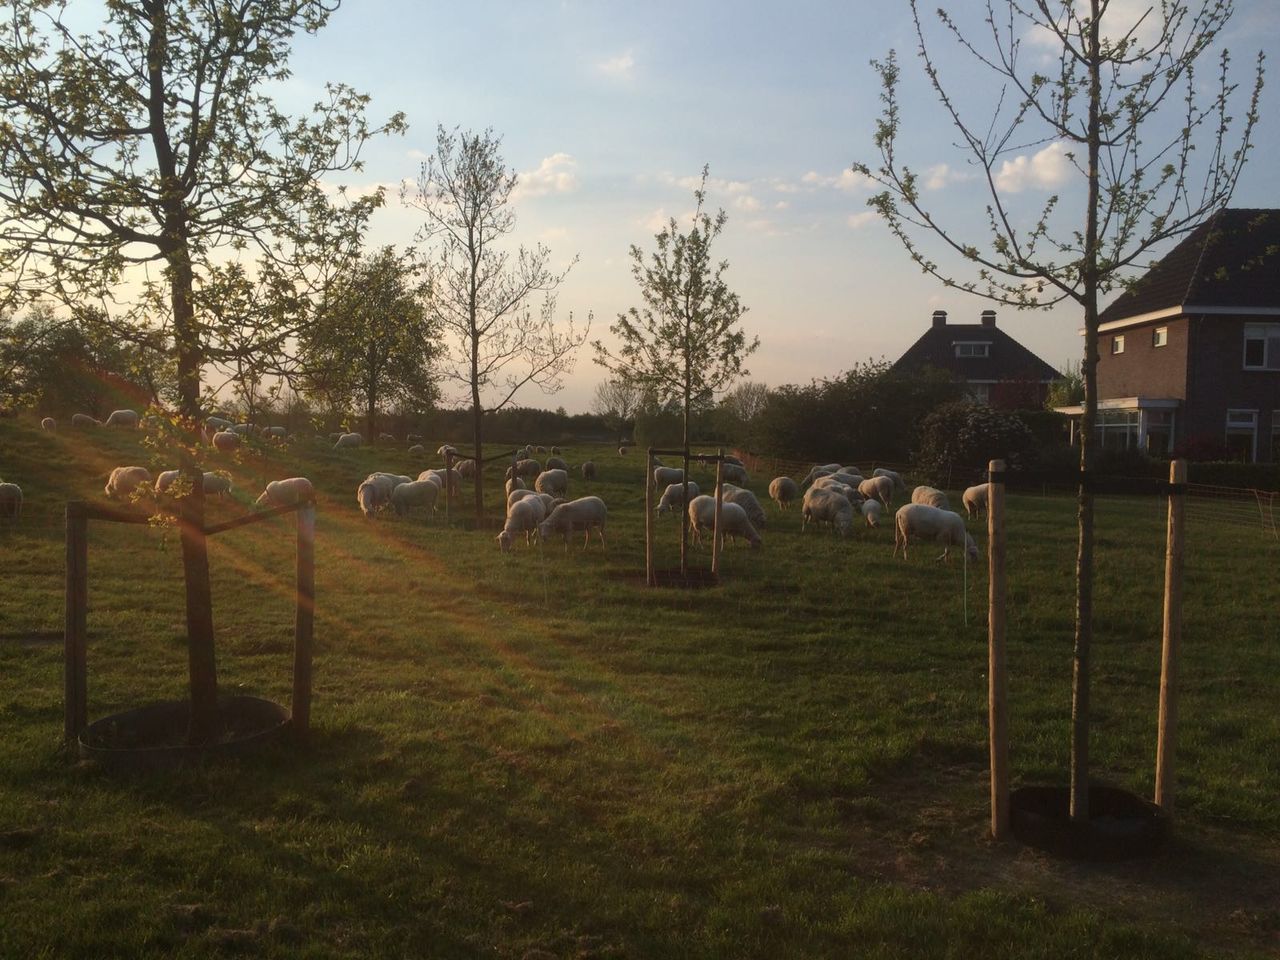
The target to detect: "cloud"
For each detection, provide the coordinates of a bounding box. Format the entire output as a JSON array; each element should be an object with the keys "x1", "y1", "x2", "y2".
[
  {"x1": 994, "y1": 142, "x2": 1071, "y2": 193},
  {"x1": 1027, "y1": 0, "x2": 1164, "y2": 51},
  {"x1": 663, "y1": 172, "x2": 751, "y2": 196},
  {"x1": 924, "y1": 163, "x2": 974, "y2": 191},
  {"x1": 847, "y1": 211, "x2": 878, "y2": 229},
  {"x1": 596, "y1": 51, "x2": 635, "y2": 77},
  {"x1": 734, "y1": 195, "x2": 761, "y2": 212},
  {"x1": 513, "y1": 153, "x2": 579, "y2": 201},
  {"x1": 639, "y1": 208, "x2": 671, "y2": 233},
  {"x1": 406, "y1": 148, "x2": 429, "y2": 161},
  {"x1": 774, "y1": 200, "x2": 790, "y2": 211},
  {"x1": 801, "y1": 168, "x2": 873, "y2": 192}
]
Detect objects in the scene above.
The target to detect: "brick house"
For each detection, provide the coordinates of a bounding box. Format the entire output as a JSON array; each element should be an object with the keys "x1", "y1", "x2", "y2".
[
  {"x1": 893, "y1": 308, "x2": 1059, "y2": 409},
  {"x1": 1055, "y1": 208, "x2": 1280, "y2": 461}
]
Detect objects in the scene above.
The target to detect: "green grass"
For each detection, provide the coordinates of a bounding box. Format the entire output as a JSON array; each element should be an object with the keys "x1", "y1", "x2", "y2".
[{"x1": 1, "y1": 415, "x2": 1278, "y2": 958}]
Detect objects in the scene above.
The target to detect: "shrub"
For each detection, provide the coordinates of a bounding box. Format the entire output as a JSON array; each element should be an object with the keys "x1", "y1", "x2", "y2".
[{"x1": 915, "y1": 401, "x2": 1034, "y2": 486}]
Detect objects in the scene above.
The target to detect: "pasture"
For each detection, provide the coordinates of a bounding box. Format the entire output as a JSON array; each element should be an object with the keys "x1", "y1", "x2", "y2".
[{"x1": 1, "y1": 415, "x2": 1278, "y2": 958}]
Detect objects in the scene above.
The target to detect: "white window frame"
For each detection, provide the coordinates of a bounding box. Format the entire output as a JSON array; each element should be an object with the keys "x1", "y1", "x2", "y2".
[
  {"x1": 1111, "y1": 334, "x2": 1125, "y2": 355},
  {"x1": 1152, "y1": 326, "x2": 1168, "y2": 348},
  {"x1": 1225, "y1": 408, "x2": 1259, "y2": 462},
  {"x1": 954, "y1": 341, "x2": 991, "y2": 359},
  {"x1": 1243, "y1": 323, "x2": 1280, "y2": 371}
]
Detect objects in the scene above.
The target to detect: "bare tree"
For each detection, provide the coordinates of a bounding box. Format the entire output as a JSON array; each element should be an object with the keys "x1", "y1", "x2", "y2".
[
  {"x1": 854, "y1": 0, "x2": 1263, "y2": 820},
  {"x1": 591, "y1": 378, "x2": 645, "y2": 441},
  {"x1": 404, "y1": 126, "x2": 589, "y2": 520}
]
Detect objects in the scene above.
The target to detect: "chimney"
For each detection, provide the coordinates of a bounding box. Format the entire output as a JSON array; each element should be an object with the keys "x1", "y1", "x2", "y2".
[
  {"x1": 931, "y1": 310, "x2": 947, "y2": 328},
  {"x1": 980, "y1": 309, "x2": 997, "y2": 327}
]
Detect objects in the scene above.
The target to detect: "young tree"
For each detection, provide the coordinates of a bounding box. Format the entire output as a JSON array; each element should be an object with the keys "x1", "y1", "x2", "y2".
[
  {"x1": 0, "y1": 0, "x2": 402, "y2": 742},
  {"x1": 594, "y1": 168, "x2": 759, "y2": 573},
  {"x1": 301, "y1": 246, "x2": 438, "y2": 442},
  {"x1": 590, "y1": 377, "x2": 645, "y2": 441},
  {"x1": 854, "y1": 0, "x2": 1263, "y2": 820},
  {"x1": 404, "y1": 126, "x2": 589, "y2": 520}
]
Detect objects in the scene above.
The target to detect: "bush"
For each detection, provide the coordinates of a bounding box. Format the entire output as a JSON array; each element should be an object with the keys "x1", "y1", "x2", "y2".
[{"x1": 915, "y1": 401, "x2": 1035, "y2": 487}]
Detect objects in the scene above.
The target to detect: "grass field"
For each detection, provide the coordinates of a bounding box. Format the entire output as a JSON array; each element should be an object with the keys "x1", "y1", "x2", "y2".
[{"x1": 2, "y1": 415, "x2": 1278, "y2": 958}]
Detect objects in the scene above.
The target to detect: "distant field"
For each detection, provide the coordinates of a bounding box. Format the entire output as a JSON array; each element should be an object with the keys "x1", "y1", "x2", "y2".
[{"x1": 2, "y1": 414, "x2": 1278, "y2": 959}]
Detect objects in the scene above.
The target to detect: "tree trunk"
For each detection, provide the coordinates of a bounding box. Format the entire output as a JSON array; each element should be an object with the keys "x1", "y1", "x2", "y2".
[
  {"x1": 472, "y1": 384, "x2": 484, "y2": 523},
  {"x1": 680, "y1": 382, "x2": 691, "y2": 577}
]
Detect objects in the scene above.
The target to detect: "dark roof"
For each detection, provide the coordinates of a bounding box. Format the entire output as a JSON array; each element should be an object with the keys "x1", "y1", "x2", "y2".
[
  {"x1": 1100, "y1": 208, "x2": 1280, "y2": 323},
  {"x1": 892, "y1": 322, "x2": 1059, "y2": 382}
]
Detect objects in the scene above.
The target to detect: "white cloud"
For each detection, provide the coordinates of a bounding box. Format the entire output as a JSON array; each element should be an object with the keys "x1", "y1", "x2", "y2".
[
  {"x1": 597, "y1": 51, "x2": 635, "y2": 77},
  {"x1": 664, "y1": 172, "x2": 750, "y2": 196},
  {"x1": 801, "y1": 168, "x2": 873, "y2": 192},
  {"x1": 513, "y1": 153, "x2": 579, "y2": 201},
  {"x1": 406, "y1": 148, "x2": 429, "y2": 161},
  {"x1": 847, "y1": 211, "x2": 878, "y2": 229},
  {"x1": 734, "y1": 195, "x2": 761, "y2": 212},
  {"x1": 639, "y1": 208, "x2": 671, "y2": 233},
  {"x1": 924, "y1": 163, "x2": 973, "y2": 191},
  {"x1": 994, "y1": 142, "x2": 1070, "y2": 193},
  {"x1": 774, "y1": 200, "x2": 790, "y2": 211},
  {"x1": 1027, "y1": 0, "x2": 1163, "y2": 51}
]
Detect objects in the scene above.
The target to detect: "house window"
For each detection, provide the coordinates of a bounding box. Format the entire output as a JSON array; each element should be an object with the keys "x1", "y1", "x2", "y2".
[
  {"x1": 954, "y1": 342, "x2": 990, "y2": 358},
  {"x1": 1243, "y1": 323, "x2": 1280, "y2": 370},
  {"x1": 1145, "y1": 409, "x2": 1175, "y2": 455},
  {"x1": 1111, "y1": 335, "x2": 1125, "y2": 355},
  {"x1": 1225, "y1": 409, "x2": 1258, "y2": 462},
  {"x1": 1095, "y1": 409, "x2": 1140, "y2": 451},
  {"x1": 1152, "y1": 327, "x2": 1168, "y2": 348},
  {"x1": 967, "y1": 382, "x2": 990, "y2": 404}
]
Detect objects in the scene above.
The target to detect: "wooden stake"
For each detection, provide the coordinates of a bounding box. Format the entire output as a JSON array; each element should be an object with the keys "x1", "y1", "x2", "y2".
[
  {"x1": 292, "y1": 501, "x2": 316, "y2": 741},
  {"x1": 64, "y1": 501, "x2": 89, "y2": 742},
  {"x1": 987, "y1": 460, "x2": 1010, "y2": 840},
  {"x1": 1155, "y1": 458, "x2": 1187, "y2": 811},
  {"x1": 645, "y1": 448, "x2": 655, "y2": 587},
  {"x1": 711, "y1": 451, "x2": 724, "y2": 576}
]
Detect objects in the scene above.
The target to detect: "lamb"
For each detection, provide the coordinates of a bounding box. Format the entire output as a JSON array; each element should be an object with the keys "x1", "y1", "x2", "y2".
[
  {"x1": 872, "y1": 468, "x2": 907, "y2": 494},
  {"x1": 497, "y1": 497, "x2": 544, "y2": 552},
  {"x1": 801, "y1": 486, "x2": 854, "y2": 537},
  {"x1": 545, "y1": 456, "x2": 569, "y2": 472},
  {"x1": 0, "y1": 482, "x2": 22, "y2": 522},
  {"x1": 687, "y1": 495, "x2": 761, "y2": 549},
  {"x1": 534, "y1": 468, "x2": 568, "y2": 498},
  {"x1": 104, "y1": 409, "x2": 139, "y2": 428},
  {"x1": 391, "y1": 478, "x2": 440, "y2": 518},
  {"x1": 105, "y1": 466, "x2": 153, "y2": 499},
  {"x1": 653, "y1": 466, "x2": 684, "y2": 488},
  {"x1": 581, "y1": 461, "x2": 596, "y2": 481},
  {"x1": 255, "y1": 477, "x2": 314, "y2": 506},
  {"x1": 911, "y1": 485, "x2": 951, "y2": 510},
  {"x1": 721, "y1": 463, "x2": 749, "y2": 485},
  {"x1": 962, "y1": 483, "x2": 990, "y2": 520},
  {"x1": 212, "y1": 430, "x2": 240, "y2": 452},
  {"x1": 505, "y1": 477, "x2": 526, "y2": 497},
  {"x1": 334, "y1": 432, "x2": 363, "y2": 450},
  {"x1": 893, "y1": 503, "x2": 978, "y2": 562},
  {"x1": 71, "y1": 413, "x2": 100, "y2": 428},
  {"x1": 858, "y1": 475, "x2": 895, "y2": 507},
  {"x1": 506, "y1": 458, "x2": 542, "y2": 481},
  {"x1": 538, "y1": 496, "x2": 608, "y2": 549},
  {"x1": 768, "y1": 476, "x2": 799, "y2": 510},
  {"x1": 656, "y1": 481, "x2": 699, "y2": 515},
  {"x1": 720, "y1": 483, "x2": 767, "y2": 529},
  {"x1": 41, "y1": 417, "x2": 55, "y2": 432},
  {"x1": 861, "y1": 499, "x2": 882, "y2": 528}
]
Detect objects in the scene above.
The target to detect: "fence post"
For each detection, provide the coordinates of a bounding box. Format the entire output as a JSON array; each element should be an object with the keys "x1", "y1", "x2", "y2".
[
  {"x1": 645, "y1": 449, "x2": 655, "y2": 587},
  {"x1": 1155, "y1": 458, "x2": 1187, "y2": 811},
  {"x1": 292, "y1": 500, "x2": 316, "y2": 741},
  {"x1": 711, "y1": 452, "x2": 724, "y2": 576},
  {"x1": 444, "y1": 450, "x2": 453, "y2": 526},
  {"x1": 64, "y1": 501, "x2": 89, "y2": 742},
  {"x1": 987, "y1": 459, "x2": 1010, "y2": 841}
]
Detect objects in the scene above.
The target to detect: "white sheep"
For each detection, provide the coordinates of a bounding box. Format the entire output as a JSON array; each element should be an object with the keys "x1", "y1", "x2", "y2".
[
  {"x1": 873, "y1": 468, "x2": 907, "y2": 494},
  {"x1": 535, "y1": 469, "x2": 569, "y2": 498},
  {"x1": 407, "y1": 433, "x2": 424, "y2": 443},
  {"x1": 858, "y1": 475, "x2": 895, "y2": 507},
  {"x1": 104, "y1": 409, "x2": 139, "y2": 428},
  {"x1": 656, "y1": 481, "x2": 699, "y2": 515},
  {"x1": 830, "y1": 471, "x2": 865, "y2": 488},
  {"x1": 391, "y1": 479, "x2": 440, "y2": 518},
  {"x1": 367, "y1": 472, "x2": 411, "y2": 492},
  {"x1": 802, "y1": 463, "x2": 843, "y2": 485},
  {"x1": 41, "y1": 417, "x2": 55, "y2": 432},
  {"x1": 71, "y1": 413, "x2": 100, "y2": 428},
  {"x1": 618, "y1": 446, "x2": 628, "y2": 456},
  {"x1": 231, "y1": 423, "x2": 254, "y2": 436},
  {"x1": 653, "y1": 466, "x2": 684, "y2": 488},
  {"x1": 581, "y1": 461, "x2": 596, "y2": 481},
  {"x1": 505, "y1": 477, "x2": 526, "y2": 497},
  {"x1": 538, "y1": 496, "x2": 607, "y2": 549},
  {"x1": 255, "y1": 477, "x2": 314, "y2": 506},
  {"x1": 357, "y1": 478, "x2": 391, "y2": 518},
  {"x1": 105, "y1": 466, "x2": 153, "y2": 499},
  {"x1": 437, "y1": 443, "x2": 457, "y2": 459},
  {"x1": 801, "y1": 486, "x2": 854, "y2": 537},
  {"x1": 535, "y1": 492, "x2": 562, "y2": 515},
  {"x1": 768, "y1": 476, "x2": 799, "y2": 510},
  {"x1": 535, "y1": 445, "x2": 547, "y2": 454},
  {"x1": 911, "y1": 485, "x2": 951, "y2": 510},
  {"x1": 418, "y1": 468, "x2": 461, "y2": 496},
  {"x1": 963, "y1": 483, "x2": 990, "y2": 520},
  {"x1": 264, "y1": 426, "x2": 286, "y2": 440},
  {"x1": 378, "y1": 432, "x2": 396, "y2": 442},
  {"x1": 334, "y1": 432, "x2": 363, "y2": 450},
  {"x1": 507, "y1": 487, "x2": 539, "y2": 510},
  {"x1": 721, "y1": 463, "x2": 749, "y2": 485},
  {"x1": 721, "y1": 483, "x2": 767, "y2": 529},
  {"x1": 687, "y1": 495, "x2": 761, "y2": 549},
  {"x1": 551, "y1": 445, "x2": 561, "y2": 455},
  {"x1": 212, "y1": 430, "x2": 240, "y2": 452},
  {"x1": 455, "y1": 458, "x2": 477, "y2": 479},
  {"x1": 0, "y1": 482, "x2": 22, "y2": 522},
  {"x1": 506, "y1": 458, "x2": 542, "y2": 481},
  {"x1": 154, "y1": 469, "x2": 181, "y2": 494},
  {"x1": 546, "y1": 456, "x2": 569, "y2": 472},
  {"x1": 861, "y1": 499, "x2": 882, "y2": 528},
  {"x1": 497, "y1": 497, "x2": 544, "y2": 552},
  {"x1": 206, "y1": 416, "x2": 234, "y2": 432},
  {"x1": 893, "y1": 503, "x2": 978, "y2": 562},
  {"x1": 203, "y1": 472, "x2": 232, "y2": 498},
  {"x1": 409, "y1": 444, "x2": 426, "y2": 457}
]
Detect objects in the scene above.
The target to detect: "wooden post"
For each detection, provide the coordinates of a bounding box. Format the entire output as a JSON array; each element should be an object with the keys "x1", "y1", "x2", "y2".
[
  {"x1": 1155, "y1": 459, "x2": 1187, "y2": 811},
  {"x1": 292, "y1": 501, "x2": 316, "y2": 741},
  {"x1": 987, "y1": 459, "x2": 1010, "y2": 840},
  {"x1": 64, "y1": 501, "x2": 89, "y2": 742},
  {"x1": 645, "y1": 448, "x2": 655, "y2": 587},
  {"x1": 444, "y1": 450, "x2": 453, "y2": 526},
  {"x1": 711, "y1": 452, "x2": 724, "y2": 576}
]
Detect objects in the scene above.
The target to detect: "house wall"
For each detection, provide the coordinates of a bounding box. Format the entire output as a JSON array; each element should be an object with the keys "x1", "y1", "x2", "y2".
[
  {"x1": 1096, "y1": 317, "x2": 1190, "y2": 400},
  {"x1": 1185, "y1": 315, "x2": 1280, "y2": 461}
]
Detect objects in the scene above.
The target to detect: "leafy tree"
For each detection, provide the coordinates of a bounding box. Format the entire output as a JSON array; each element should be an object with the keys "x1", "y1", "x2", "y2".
[
  {"x1": 405, "y1": 125, "x2": 589, "y2": 520},
  {"x1": 0, "y1": 0, "x2": 402, "y2": 742},
  {"x1": 1046, "y1": 360, "x2": 1085, "y2": 410},
  {"x1": 590, "y1": 378, "x2": 645, "y2": 441},
  {"x1": 593, "y1": 168, "x2": 759, "y2": 573},
  {"x1": 854, "y1": 0, "x2": 1263, "y2": 819},
  {"x1": 915, "y1": 401, "x2": 1035, "y2": 485},
  {"x1": 301, "y1": 246, "x2": 438, "y2": 442}
]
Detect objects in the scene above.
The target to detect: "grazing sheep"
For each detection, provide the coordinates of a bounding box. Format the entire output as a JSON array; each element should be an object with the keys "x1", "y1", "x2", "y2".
[
  {"x1": 893, "y1": 503, "x2": 978, "y2": 562},
  {"x1": 357, "y1": 478, "x2": 392, "y2": 518},
  {"x1": 505, "y1": 477, "x2": 526, "y2": 498},
  {"x1": 546, "y1": 456, "x2": 569, "y2": 472},
  {"x1": 454, "y1": 458, "x2": 477, "y2": 479},
  {"x1": 255, "y1": 477, "x2": 314, "y2": 506},
  {"x1": 911, "y1": 485, "x2": 951, "y2": 510},
  {"x1": 105, "y1": 466, "x2": 153, "y2": 499},
  {"x1": 830, "y1": 471, "x2": 865, "y2": 488},
  {"x1": 203, "y1": 472, "x2": 233, "y2": 498},
  {"x1": 264, "y1": 426, "x2": 286, "y2": 440},
  {"x1": 618, "y1": 446, "x2": 628, "y2": 456},
  {"x1": 437, "y1": 443, "x2": 457, "y2": 459},
  {"x1": 328, "y1": 432, "x2": 342, "y2": 443},
  {"x1": 408, "y1": 444, "x2": 426, "y2": 457},
  {"x1": 873, "y1": 468, "x2": 907, "y2": 494},
  {"x1": 497, "y1": 497, "x2": 543, "y2": 552},
  {"x1": 551, "y1": 446, "x2": 561, "y2": 455},
  {"x1": 688, "y1": 495, "x2": 761, "y2": 549},
  {"x1": 861, "y1": 499, "x2": 882, "y2": 528},
  {"x1": 154, "y1": 469, "x2": 181, "y2": 494},
  {"x1": 41, "y1": 417, "x2": 56, "y2": 432},
  {"x1": 506, "y1": 458, "x2": 542, "y2": 481},
  {"x1": 581, "y1": 461, "x2": 596, "y2": 481},
  {"x1": 656, "y1": 481, "x2": 699, "y2": 515},
  {"x1": 104, "y1": 409, "x2": 139, "y2": 428},
  {"x1": 801, "y1": 486, "x2": 855, "y2": 537},
  {"x1": 653, "y1": 466, "x2": 684, "y2": 488},
  {"x1": 0, "y1": 482, "x2": 22, "y2": 522},
  {"x1": 802, "y1": 463, "x2": 843, "y2": 485},
  {"x1": 407, "y1": 433, "x2": 424, "y2": 443},
  {"x1": 230, "y1": 423, "x2": 254, "y2": 436},
  {"x1": 391, "y1": 479, "x2": 440, "y2": 518},
  {"x1": 538, "y1": 496, "x2": 608, "y2": 549},
  {"x1": 206, "y1": 416, "x2": 234, "y2": 432},
  {"x1": 71, "y1": 413, "x2": 100, "y2": 428},
  {"x1": 963, "y1": 483, "x2": 990, "y2": 520},
  {"x1": 535, "y1": 445, "x2": 547, "y2": 454},
  {"x1": 378, "y1": 432, "x2": 396, "y2": 442},
  {"x1": 212, "y1": 430, "x2": 240, "y2": 452},
  {"x1": 507, "y1": 488, "x2": 538, "y2": 510},
  {"x1": 418, "y1": 468, "x2": 461, "y2": 496},
  {"x1": 721, "y1": 483, "x2": 767, "y2": 529},
  {"x1": 334, "y1": 432, "x2": 363, "y2": 450},
  {"x1": 534, "y1": 468, "x2": 569, "y2": 498},
  {"x1": 858, "y1": 475, "x2": 895, "y2": 507},
  {"x1": 768, "y1": 476, "x2": 799, "y2": 510}
]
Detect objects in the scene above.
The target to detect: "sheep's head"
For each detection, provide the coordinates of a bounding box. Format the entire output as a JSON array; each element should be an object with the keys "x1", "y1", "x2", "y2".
[
  {"x1": 965, "y1": 534, "x2": 979, "y2": 561},
  {"x1": 496, "y1": 531, "x2": 513, "y2": 553}
]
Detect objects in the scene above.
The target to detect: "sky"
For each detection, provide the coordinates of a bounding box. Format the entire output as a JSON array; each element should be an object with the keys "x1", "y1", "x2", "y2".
[{"x1": 277, "y1": 0, "x2": 1280, "y2": 414}]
